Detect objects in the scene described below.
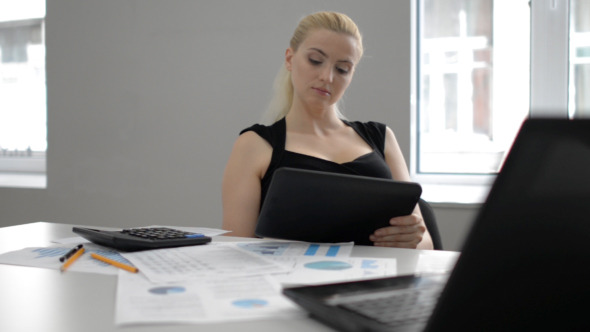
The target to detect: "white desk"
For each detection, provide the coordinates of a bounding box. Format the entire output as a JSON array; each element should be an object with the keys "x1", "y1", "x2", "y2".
[{"x1": 0, "y1": 222, "x2": 458, "y2": 332}]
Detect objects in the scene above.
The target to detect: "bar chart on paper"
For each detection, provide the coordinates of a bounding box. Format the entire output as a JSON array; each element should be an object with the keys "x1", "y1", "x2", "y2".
[{"x1": 236, "y1": 241, "x2": 354, "y2": 258}]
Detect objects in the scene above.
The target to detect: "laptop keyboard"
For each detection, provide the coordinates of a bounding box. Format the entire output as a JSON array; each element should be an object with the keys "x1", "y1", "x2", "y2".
[{"x1": 336, "y1": 285, "x2": 442, "y2": 328}]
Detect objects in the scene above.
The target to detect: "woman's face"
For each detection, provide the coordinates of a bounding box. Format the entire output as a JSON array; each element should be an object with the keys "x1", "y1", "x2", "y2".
[{"x1": 286, "y1": 29, "x2": 360, "y2": 112}]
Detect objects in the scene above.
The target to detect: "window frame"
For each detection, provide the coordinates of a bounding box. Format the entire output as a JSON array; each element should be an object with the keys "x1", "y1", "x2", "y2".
[
  {"x1": 411, "y1": 0, "x2": 571, "y2": 204},
  {"x1": 0, "y1": 4, "x2": 46, "y2": 186}
]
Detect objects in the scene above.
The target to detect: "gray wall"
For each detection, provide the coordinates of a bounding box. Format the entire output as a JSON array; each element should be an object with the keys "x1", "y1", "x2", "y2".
[{"x1": 0, "y1": 0, "x2": 478, "y2": 251}]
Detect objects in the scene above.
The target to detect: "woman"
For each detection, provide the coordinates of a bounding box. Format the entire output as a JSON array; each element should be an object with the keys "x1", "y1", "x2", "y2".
[{"x1": 222, "y1": 11, "x2": 433, "y2": 249}]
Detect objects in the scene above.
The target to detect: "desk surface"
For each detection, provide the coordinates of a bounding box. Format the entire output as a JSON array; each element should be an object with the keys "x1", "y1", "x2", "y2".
[{"x1": 0, "y1": 222, "x2": 458, "y2": 332}]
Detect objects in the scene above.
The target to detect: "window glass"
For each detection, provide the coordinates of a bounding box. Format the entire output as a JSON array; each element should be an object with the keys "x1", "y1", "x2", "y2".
[
  {"x1": 417, "y1": 0, "x2": 530, "y2": 175},
  {"x1": 0, "y1": 1, "x2": 45, "y2": 173},
  {"x1": 570, "y1": 0, "x2": 590, "y2": 118}
]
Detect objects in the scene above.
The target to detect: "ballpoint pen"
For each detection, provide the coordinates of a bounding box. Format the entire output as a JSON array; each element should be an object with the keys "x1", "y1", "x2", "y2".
[
  {"x1": 59, "y1": 244, "x2": 84, "y2": 262},
  {"x1": 91, "y1": 253, "x2": 139, "y2": 273},
  {"x1": 60, "y1": 247, "x2": 85, "y2": 272}
]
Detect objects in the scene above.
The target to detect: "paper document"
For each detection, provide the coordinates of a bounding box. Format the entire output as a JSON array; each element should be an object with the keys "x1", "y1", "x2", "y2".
[
  {"x1": 0, "y1": 236, "x2": 408, "y2": 326},
  {"x1": 116, "y1": 271, "x2": 302, "y2": 325},
  {"x1": 416, "y1": 250, "x2": 460, "y2": 274},
  {"x1": 0, "y1": 243, "x2": 133, "y2": 275},
  {"x1": 120, "y1": 243, "x2": 288, "y2": 283},
  {"x1": 235, "y1": 241, "x2": 353, "y2": 266},
  {"x1": 274, "y1": 256, "x2": 398, "y2": 286}
]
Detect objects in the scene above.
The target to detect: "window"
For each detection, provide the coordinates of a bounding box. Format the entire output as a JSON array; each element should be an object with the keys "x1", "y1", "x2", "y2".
[
  {"x1": 0, "y1": 1, "x2": 46, "y2": 187},
  {"x1": 570, "y1": 0, "x2": 590, "y2": 118},
  {"x1": 415, "y1": 0, "x2": 530, "y2": 177},
  {"x1": 413, "y1": 0, "x2": 588, "y2": 203}
]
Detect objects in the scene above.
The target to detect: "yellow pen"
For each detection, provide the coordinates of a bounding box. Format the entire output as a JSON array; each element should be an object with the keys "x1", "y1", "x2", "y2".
[
  {"x1": 91, "y1": 253, "x2": 139, "y2": 273},
  {"x1": 60, "y1": 247, "x2": 85, "y2": 272}
]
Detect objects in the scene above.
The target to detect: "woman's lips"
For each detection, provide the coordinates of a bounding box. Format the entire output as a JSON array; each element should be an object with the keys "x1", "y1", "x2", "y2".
[{"x1": 313, "y1": 87, "x2": 331, "y2": 97}]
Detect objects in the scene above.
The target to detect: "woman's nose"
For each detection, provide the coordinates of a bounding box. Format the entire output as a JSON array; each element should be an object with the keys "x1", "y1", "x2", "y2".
[{"x1": 319, "y1": 66, "x2": 334, "y2": 82}]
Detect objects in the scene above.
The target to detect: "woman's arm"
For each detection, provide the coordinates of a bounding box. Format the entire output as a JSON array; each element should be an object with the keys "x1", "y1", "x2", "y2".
[
  {"x1": 370, "y1": 126, "x2": 434, "y2": 250},
  {"x1": 221, "y1": 131, "x2": 272, "y2": 237}
]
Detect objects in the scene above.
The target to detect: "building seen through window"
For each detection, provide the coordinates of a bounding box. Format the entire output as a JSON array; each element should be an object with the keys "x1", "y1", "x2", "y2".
[
  {"x1": 570, "y1": 0, "x2": 590, "y2": 118},
  {"x1": 0, "y1": 1, "x2": 46, "y2": 174},
  {"x1": 416, "y1": 0, "x2": 590, "y2": 179},
  {"x1": 417, "y1": 0, "x2": 530, "y2": 175}
]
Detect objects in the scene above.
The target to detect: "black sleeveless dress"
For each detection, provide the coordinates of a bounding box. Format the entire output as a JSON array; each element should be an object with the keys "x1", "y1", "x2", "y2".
[{"x1": 240, "y1": 118, "x2": 394, "y2": 209}]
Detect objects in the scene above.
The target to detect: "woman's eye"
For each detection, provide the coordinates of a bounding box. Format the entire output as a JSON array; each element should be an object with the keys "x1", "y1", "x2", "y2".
[
  {"x1": 336, "y1": 67, "x2": 350, "y2": 74},
  {"x1": 309, "y1": 58, "x2": 322, "y2": 65}
]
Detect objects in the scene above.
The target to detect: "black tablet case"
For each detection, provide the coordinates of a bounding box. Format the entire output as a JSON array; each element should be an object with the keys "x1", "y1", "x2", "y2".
[{"x1": 255, "y1": 167, "x2": 422, "y2": 245}]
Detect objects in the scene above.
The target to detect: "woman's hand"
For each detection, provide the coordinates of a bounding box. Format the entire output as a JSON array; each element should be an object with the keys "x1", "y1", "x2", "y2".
[{"x1": 369, "y1": 213, "x2": 426, "y2": 249}]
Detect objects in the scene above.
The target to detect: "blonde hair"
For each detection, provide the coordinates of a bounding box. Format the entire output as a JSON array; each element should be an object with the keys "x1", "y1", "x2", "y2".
[{"x1": 262, "y1": 11, "x2": 364, "y2": 124}]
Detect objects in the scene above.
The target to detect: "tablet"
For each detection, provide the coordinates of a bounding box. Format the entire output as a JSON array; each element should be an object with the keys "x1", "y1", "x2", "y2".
[{"x1": 255, "y1": 167, "x2": 422, "y2": 245}]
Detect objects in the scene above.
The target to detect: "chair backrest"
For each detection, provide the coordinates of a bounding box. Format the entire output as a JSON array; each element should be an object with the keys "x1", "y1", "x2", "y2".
[{"x1": 418, "y1": 199, "x2": 443, "y2": 250}]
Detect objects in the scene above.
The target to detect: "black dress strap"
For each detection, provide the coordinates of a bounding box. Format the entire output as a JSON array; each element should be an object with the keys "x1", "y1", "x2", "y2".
[
  {"x1": 343, "y1": 120, "x2": 388, "y2": 158},
  {"x1": 239, "y1": 118, "x2": 285, "y2": 149},
  {"x1": 239, "y1": 118, "x2": 286, "y2": 175}
]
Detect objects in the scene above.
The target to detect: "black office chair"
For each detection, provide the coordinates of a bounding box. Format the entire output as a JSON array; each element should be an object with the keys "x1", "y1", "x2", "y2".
[{"x1": 418, "y1": 199, "x2": 443, "y2": 250}]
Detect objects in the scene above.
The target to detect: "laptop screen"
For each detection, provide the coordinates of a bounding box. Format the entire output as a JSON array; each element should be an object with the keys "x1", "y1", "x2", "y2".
[{"x1": 426, "y1": 118, "x2": 590, "y2": 331}]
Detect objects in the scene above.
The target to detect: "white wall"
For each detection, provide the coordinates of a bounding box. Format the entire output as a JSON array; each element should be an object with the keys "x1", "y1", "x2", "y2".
[{"x1": 0, "y1": 0, "x2": 478, "y2": 251}]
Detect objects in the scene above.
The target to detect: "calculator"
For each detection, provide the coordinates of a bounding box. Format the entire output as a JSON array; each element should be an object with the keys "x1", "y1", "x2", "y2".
[{"x1": 72, "y1": 226, "x2": 212, "y2": 251}]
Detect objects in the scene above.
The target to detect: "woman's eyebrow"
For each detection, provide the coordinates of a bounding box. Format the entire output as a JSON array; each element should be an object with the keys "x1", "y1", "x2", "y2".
[
  {"x1": 308, "y1": 48, "x2": 354, "y2": 64},
  {"x1": 309, "y1": 47, "x2": 328, "y2": 57}
]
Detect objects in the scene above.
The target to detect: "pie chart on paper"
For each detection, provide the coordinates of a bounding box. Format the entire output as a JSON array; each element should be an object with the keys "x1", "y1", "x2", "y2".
[
  {"x1": 303, "y1": 260, "x2": 353, "y2": 270},
  {"x1": 232, "y1": 299, "x2": 269, "y2": 308}
]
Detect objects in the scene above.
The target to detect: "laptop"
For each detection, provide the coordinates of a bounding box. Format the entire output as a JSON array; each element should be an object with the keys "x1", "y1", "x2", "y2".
[
  {"x1": 283, "y1": 118, "x2": 590, "y2": 331},
  {"x1": 255, "y1": 167, "x2": 422, "y2": 246}
]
